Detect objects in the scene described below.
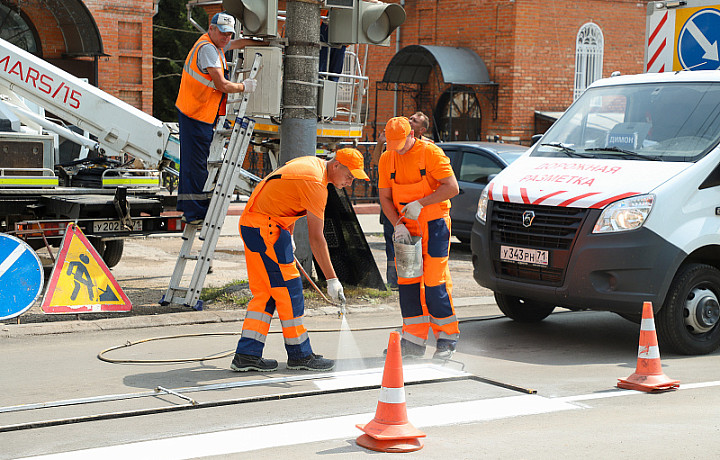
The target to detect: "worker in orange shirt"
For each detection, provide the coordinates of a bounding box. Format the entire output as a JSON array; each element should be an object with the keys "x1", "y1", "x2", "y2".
[
  {"x1": 378, "y1": 117, "x2": 460, "y2": 359},
  {"x1": 374, "y1": 111, "x2": 433, "y2": 288},
  {"x1": 231, "y1": 148, "x2": 369, "y2": 372}
]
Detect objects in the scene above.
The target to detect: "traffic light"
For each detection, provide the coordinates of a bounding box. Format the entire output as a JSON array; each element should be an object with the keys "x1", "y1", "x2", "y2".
[
  {"x1": 222, "y1": 0, "x2": 278, "y2": 37},
  {"x1": 328, "y1": 1, "x2": 406, "y2": 46}
]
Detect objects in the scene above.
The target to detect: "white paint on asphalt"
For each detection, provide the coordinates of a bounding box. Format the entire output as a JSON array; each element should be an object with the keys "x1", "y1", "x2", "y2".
[{"x1": 21, "y1": 380, "x2": 720, "y2": 459}]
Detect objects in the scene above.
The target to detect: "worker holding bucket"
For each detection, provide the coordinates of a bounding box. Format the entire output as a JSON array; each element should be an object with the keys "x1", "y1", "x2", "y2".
[{"x1": 378, "y1": 117, "x2": 460, "y2": 359}]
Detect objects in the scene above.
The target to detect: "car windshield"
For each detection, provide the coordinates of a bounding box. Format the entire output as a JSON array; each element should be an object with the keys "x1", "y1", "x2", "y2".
[{"x1": 532, "y1": 82, "x2": 720, "y2": 162}]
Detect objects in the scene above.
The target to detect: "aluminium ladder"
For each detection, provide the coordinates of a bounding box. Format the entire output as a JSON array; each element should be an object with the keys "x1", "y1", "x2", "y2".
[{"x1": 161, "y1": 53, "x2": 263, "y2": 310}]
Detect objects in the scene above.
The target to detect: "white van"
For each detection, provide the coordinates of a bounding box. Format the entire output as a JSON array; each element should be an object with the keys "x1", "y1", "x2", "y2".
[{"x1": 471, "y1": 70, "x2": 720, "y2": 355}]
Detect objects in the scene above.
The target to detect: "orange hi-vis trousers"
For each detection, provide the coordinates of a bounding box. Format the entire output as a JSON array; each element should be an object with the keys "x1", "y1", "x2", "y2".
[
  {"x1": 397, "y1": 214, "x2": 459, "y2": 348},
  {"x1": 235, "y1": 212, "x2": 312, "y2": 359}
]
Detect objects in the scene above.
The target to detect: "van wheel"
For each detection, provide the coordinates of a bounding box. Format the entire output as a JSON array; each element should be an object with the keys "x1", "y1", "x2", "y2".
[
  {"x1": 494, "y1": 293, "x2": 555, "y2": 322},
  {"x1": 657, "y1": 263, "x2": 720, "y2": 355}
]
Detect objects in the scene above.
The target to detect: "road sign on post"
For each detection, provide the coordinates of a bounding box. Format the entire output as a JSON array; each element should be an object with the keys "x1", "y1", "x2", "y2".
[{"x1": 0, "y1": 233, "x2": 44, "y2": 320}]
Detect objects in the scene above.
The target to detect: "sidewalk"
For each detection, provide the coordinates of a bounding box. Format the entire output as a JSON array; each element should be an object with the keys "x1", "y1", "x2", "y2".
[{"x1": 0, "y1": 296, "x2": 497, "y2": 338}]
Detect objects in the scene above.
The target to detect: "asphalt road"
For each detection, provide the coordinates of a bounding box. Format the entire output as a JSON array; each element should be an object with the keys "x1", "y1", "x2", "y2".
[
  {"x1": 3, "y1": 306, "x2": 720, "y2": 459},
  {"x1": 3, "y1": 215, "x2": 720, "y2": 458}
]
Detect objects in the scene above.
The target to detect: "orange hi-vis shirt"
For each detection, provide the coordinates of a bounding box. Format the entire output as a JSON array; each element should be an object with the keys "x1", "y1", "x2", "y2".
[
  {"x1": 247, "y1": 156, "x2": 329, "y2": 224},
  {"x1": 378, "y1": 138, "x2": 454, "y2": 212}
]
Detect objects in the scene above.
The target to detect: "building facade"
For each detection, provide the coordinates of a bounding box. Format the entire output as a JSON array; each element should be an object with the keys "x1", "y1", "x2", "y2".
[{"x1": 1, "y1": 0, "x2": 155, "y2": 114}]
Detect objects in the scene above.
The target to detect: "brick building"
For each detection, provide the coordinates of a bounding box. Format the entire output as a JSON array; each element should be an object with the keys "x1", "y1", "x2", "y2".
[
  {"x1": 1, "y1": 0, "x2": 155, "y2": 114},
  {"x1": 1, "y1": 0, "x2": 648, "y2": 145},
  {"x1": 365, "y1": 0, "x2": 648, "y2": 145}
]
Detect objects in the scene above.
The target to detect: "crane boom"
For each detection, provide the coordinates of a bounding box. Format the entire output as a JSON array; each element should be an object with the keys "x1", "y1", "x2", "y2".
[{"x1": 0, "y1": 38, "x2": 171, "y2": 166}]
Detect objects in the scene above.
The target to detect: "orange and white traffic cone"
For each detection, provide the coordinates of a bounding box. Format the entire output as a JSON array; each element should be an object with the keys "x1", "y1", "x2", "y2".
[
  {"x1": 618, "y1": 301, "x2": 679, "y2": 392},
  {"x1": 356, "y1": 331, "x2": 426, "y2": 453}
]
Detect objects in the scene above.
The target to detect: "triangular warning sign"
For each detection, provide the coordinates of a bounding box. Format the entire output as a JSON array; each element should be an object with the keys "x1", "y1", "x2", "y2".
[{"x1": 42, "y1": 223, "x2": 131, "y2": 313}]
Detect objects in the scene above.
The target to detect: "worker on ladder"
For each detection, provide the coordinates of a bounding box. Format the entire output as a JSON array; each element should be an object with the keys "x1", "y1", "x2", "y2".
[
  {"x1": 231, "y1": 148, "x2": 369, "y2": 372},
  {"x1": 175, "y1": 12, "x2": 258, "y2": 224}
]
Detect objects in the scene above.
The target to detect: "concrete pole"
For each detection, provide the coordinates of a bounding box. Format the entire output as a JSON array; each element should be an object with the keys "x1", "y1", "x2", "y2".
[{"x1": 282, "y1": 1, "x2": 321, "y2": 276}]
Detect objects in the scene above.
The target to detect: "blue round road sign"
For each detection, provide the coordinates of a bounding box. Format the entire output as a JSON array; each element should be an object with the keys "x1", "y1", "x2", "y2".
[
  {"x1": 0, "y1": 234, "x2": 44, "y2": 320},
  {"x1": 678, "y1": 8, "x2": 720, "y2": 71}
]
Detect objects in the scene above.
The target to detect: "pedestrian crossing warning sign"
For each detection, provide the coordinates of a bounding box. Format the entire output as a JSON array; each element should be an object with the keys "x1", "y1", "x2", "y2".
[{"x1": 42, "y1": 223, "x2": 131, "y2": 313}]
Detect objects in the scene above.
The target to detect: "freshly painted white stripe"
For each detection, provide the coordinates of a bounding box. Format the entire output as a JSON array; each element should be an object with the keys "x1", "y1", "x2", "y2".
[
  {"x1": 640, "y1": 318, "x2": 656, "y2": 331},
  {"x1": 379, "y1": 386, "x2": 405, "y2": 404},
  {"x1": 0, "y1": 243, "x2": 25, "y2": 279},
  {"x1": 19, "y1": 394, "x2": 578, "y2": 460},
  {"x1": 24, "y1": 379, "x2": 720, "y2": 459},
  {"x1": 638, "y1": 345, "x2": 660, "y2": 359}
]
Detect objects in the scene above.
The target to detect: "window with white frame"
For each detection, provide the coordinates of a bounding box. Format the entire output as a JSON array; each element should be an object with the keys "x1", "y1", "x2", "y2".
[{"x1": 574, "y1": 23, "x2": 604, "y2": 100}]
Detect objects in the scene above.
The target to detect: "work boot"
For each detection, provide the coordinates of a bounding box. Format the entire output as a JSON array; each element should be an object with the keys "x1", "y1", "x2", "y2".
[
  {"x1": 433, "y1": 339, "x2": 457, "y2": 361},
  {"x1": 384, "y1": 338, "x2": 426, "y2": 359},
  {"x1": 181, "y1": 215, "x2": 204, "y2": 226},
  {"x1": 230, "y1": 353, "x2": 278, "y2": 372},
  {"x1": 287, "y1": 353, "x2": 335, "y2": 371}
]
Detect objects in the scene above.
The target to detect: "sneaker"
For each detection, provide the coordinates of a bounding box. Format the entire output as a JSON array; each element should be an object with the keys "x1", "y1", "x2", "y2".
[
  {"x1": 287, "y1": 353, "x2": 335, "y2": 371},
  {"x1": 433, "y1": 339, "x2": 456, "y2": 360},
  {"x1": 432, "y1": 348, "x2": 455, "y2": 360},
  {"x1": 181, "y1": 216, "x2": 204, "y2": 225},
  {"x1": 384, "y1": 339, "x2": 426, "y2": 359},
  {"x1": 230, "y1": 353, "x2": 278, "y2": 372}
]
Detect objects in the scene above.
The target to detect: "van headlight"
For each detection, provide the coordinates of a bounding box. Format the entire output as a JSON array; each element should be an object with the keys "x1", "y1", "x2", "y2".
[
  {"x1": 476, "y1": 189, "x2": 489, "y2": 224},
  {"x1": 593, "y1": 194, "x2": 654, "y2": 233}
]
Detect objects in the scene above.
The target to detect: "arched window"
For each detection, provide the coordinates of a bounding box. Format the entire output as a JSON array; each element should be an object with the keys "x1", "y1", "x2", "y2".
[
  {"x1": 435, "y1": 87, "x2": 482, "y2": 141},
  {"x1": 574, "y1": 22, "x2": 603, "y2": 100},
  {"x1": 0, "y1": 2, "x2": 40, "y2": 54}
]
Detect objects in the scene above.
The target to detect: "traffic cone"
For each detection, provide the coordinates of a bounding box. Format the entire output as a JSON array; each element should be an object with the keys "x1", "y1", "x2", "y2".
[
  {"x1": 618, "y1": 301, "x2": 679, "y2": 392},
  {"x1": 356, "y1": 331, "x2": 426, "y2": 453}
]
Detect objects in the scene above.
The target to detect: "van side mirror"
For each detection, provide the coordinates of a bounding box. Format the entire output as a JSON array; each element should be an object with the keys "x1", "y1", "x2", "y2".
[{"x1": 531, "y1": 134, "x2": 543, "y2": 146}]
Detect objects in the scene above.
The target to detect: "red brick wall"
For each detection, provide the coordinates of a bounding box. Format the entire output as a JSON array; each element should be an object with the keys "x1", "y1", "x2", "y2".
[
  {"x1": 85, "y1": 0, "x2": 155, "y2": 113},
  {"x1": 12, "y1": 1, "x2": 155, "y2": 113},
  {"x1": 365, "y1": 0, "x2": 646, "y2": 145}
]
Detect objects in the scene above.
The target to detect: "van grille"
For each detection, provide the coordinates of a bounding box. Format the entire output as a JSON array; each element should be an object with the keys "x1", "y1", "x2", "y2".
[
  {"x1": 490, "y1": 202, "x2": 588, "y2": 285},
  {"x1": 491, "y1": 202, "x2": 586, "y2": 250}
]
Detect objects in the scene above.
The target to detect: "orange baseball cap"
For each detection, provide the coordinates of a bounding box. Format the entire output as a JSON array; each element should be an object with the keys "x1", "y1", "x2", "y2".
[
  {"x1": 385, "y1": 117, "x2": 411, "y2": 151},
  {"x1": 335, "y1": 148, "x2": 369, "y2": 181}
]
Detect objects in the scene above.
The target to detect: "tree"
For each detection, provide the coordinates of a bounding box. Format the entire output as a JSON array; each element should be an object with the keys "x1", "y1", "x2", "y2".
[{"x1": 153, "y1": 0, "x2": 206, "y2": 122}]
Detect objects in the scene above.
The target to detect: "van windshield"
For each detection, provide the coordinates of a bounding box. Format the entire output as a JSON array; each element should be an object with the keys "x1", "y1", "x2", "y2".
[{"x1": 532, "y1": 82, "x2": 720, "y2": 162}]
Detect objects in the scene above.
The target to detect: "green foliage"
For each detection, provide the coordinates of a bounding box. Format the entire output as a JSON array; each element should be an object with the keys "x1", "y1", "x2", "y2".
[{"x1": 152, "y1": 0, "x2": 207, "y2": 121}]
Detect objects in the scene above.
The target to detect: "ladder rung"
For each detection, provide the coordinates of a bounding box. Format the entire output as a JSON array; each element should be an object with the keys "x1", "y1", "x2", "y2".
[
  {"x1": 168, "y1": 286, "x2": 189, "y2": 294},
  {"x1": 182, "y1": 254, "x2": 199, "y2": 261}
]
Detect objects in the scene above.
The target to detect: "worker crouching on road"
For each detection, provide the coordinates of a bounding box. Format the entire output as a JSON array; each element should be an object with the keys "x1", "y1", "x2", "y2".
[
  {"x1": 231, "y1": 148, "x2": 370, "y2": 372},
  {"x1": 378, "y1": 117, "x2": 460, "y2": 359}
]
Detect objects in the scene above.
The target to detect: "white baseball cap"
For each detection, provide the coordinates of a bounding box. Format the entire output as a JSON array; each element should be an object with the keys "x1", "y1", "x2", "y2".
[{"x1": 211, "y1": 12, "x2": 235, "y2": 33}]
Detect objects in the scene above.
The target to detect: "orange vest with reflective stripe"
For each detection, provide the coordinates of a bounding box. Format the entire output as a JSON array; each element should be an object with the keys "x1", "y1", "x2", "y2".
[{"x1": 175, "y1": 34, "x2": 227, "y2": 123}]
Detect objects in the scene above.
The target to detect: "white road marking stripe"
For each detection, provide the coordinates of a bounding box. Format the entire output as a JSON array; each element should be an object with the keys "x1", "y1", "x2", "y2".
[
  {"x1": 20, "y1": 394, "x2": 578, "y2": 460},
  {"x1": 22, "y1": 380, "x2": 720, "y2": 459},
  {"x1": 0, "y1": 244, "x2": 25, "y2": 279}
]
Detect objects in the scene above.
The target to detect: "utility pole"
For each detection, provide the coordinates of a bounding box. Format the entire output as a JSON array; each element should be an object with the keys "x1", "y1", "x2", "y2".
[{"x1": 281, "y1": 1, "x2": 321, "y2": 273}]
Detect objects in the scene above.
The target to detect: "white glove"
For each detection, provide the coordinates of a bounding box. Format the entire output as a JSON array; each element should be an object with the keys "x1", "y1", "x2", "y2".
[
  {"x1": 242, "y1": 78, "x2": 257, "y2": 93},
  {"x1": 393, "y1": 223, "x2": 411, "y2": 244},
  {"x1": 327, "y1": 278, "x2": 346, "y2": 305},
  {"x1": 402, "y1": 200, "x2": 424, "y2": 220}
]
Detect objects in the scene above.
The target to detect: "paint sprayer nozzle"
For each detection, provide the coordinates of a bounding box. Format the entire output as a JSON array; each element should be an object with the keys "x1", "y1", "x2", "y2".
[{"x1": 338, "y1": 302, "x2": 346, "y2": 319}]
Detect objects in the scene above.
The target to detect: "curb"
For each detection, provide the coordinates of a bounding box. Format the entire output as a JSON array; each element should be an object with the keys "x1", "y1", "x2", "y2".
[{"x1": 1, "y1": 296, "x2": 496, "y2": 338}]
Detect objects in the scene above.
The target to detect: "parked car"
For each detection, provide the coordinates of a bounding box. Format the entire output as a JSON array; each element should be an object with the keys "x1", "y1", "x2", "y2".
[{"x1": 438, "y1": 141, "x2": 528, "y2": 243}]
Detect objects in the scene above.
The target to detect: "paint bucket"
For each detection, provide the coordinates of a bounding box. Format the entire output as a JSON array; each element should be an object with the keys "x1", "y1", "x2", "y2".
[{"x1": 394, "y1": 236, "x2": 423, "y2": 279}]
